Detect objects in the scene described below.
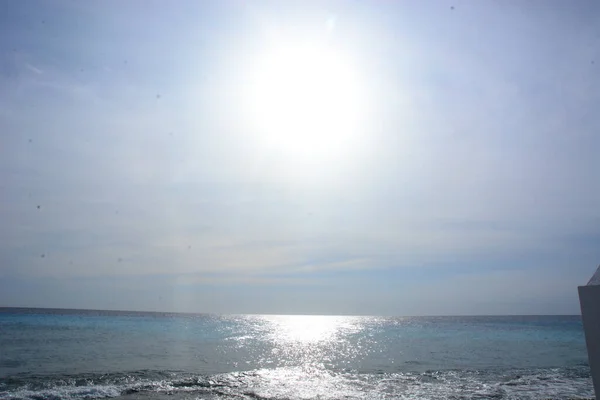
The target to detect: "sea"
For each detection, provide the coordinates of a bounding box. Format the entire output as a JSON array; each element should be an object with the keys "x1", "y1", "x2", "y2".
[{"x1": 0, "y1": 308, "x2": 594, "y2": 400}]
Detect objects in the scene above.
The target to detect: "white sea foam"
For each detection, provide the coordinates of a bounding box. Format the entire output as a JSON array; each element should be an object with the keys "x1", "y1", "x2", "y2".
[
  {"x1": 3, "y1": 384, "x2": 122, "y2": 399},
  {"x1": 1, "y1": 366, "x2": 593, "y2": 400}
]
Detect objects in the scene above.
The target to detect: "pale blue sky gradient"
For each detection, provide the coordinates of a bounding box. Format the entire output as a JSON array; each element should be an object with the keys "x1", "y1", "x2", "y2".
[{"x1": 1, "y1": 0, "x2": 599, "y2": 315}]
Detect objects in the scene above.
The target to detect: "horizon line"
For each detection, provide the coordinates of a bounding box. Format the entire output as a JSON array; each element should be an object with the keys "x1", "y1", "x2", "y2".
[{"x1": 0, "y1": 306, "x2": 582, "y2": 318}]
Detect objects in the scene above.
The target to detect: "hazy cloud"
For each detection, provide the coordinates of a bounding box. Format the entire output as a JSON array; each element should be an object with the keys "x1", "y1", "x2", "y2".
[{"x1": 1, "y1": 0, "x2": 599, "y2": 315}]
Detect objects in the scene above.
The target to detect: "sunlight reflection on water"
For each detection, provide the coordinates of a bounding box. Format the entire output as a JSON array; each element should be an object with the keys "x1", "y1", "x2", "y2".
[
  {"x1": 261, "y1": 315, "x2": 363, "y2": 344},
  {"x1": 224, "y1": 315, "x2": 380, "y2": 371}
]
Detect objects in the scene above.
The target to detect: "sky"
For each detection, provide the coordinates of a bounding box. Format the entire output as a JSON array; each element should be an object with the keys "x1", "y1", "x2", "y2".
[{"x1": 1, "y1": 0, "x2": 599, "y2": 316}]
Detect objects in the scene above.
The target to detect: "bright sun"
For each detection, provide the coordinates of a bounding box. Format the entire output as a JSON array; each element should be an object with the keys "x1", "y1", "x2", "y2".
[{"x1": 243, "y1": 40, "x2": 366, "y2": 158}]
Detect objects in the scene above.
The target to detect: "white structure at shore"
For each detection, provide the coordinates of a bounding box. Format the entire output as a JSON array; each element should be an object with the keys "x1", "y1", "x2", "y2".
[{"x1": 579, "y1": 265, "x2": 600, "y2": 398}]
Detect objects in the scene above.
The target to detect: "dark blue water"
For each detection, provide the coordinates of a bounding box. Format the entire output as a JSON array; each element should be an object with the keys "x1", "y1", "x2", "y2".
[{"x1": 0, "y1": 308, "x2": 593, "y2": 399}]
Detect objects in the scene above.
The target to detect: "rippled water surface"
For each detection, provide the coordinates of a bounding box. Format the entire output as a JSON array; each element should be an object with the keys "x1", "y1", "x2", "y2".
[{"x1": 0, "y1": 308, "x2": 594, "y2": 399}]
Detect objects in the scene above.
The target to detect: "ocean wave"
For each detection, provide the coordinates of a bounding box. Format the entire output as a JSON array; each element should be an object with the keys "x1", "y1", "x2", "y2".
[{"x1": 0, "y1": 366, "x2": 594, "y2": 400}]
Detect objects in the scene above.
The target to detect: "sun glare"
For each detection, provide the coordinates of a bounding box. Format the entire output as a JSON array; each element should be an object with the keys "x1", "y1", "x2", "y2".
[
  {"x1": 263, "y1": 315, "x2": 359, "y2": 344},
  {"x1": 243, "y1": 41, "x2": 366, "y2": 159}
]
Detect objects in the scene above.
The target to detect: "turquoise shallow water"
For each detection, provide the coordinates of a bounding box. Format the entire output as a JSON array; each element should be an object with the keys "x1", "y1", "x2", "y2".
[{"x1": 0, "y1": 308, "x2": 594, "y2": 399}]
